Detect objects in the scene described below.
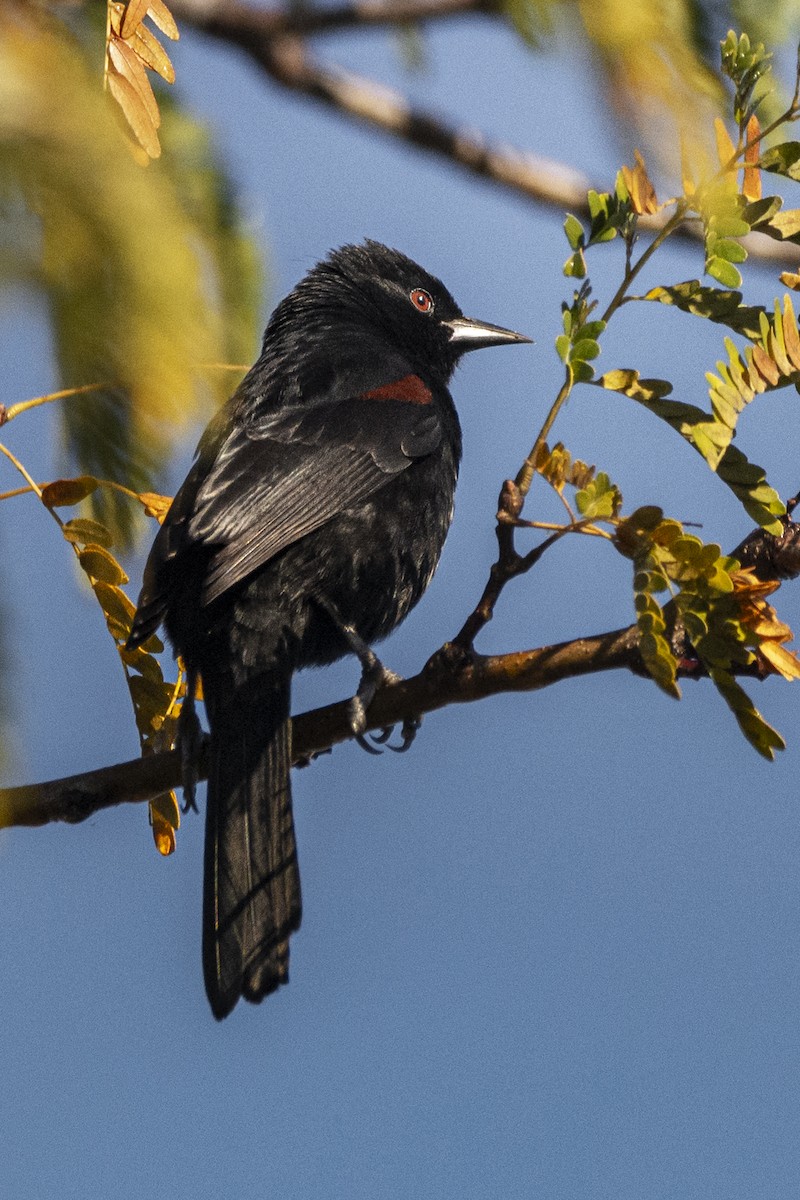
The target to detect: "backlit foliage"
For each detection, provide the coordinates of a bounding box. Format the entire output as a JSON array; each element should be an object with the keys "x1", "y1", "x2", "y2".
[
  {"x1": 525, "y1": 30, "x2": 800, "y2": 756},
  {"x1": 0, "y1": 3, "x2": 260, "y2": 542}
]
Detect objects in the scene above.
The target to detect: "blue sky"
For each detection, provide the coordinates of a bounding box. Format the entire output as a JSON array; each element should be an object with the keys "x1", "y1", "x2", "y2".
[{"x1": 3, "y1": 13, "x2": 800, "y2": 1200}]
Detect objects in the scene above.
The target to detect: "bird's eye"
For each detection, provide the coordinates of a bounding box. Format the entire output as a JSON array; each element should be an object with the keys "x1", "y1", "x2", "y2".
[{"x1": 410, "y1": 289, "x2": 434, "y2": 314}]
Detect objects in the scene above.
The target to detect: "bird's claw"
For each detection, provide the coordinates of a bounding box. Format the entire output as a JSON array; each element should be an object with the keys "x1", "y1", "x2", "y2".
[
  {"x1": 351, "y1": 714, "x2": 422, "y2": 756},
  {"x1": 355, "y1": 732, "x2": 384, "y2": 756},
  {"x1": 388, "y1": 715, "x2": 422, "y2": 752}
]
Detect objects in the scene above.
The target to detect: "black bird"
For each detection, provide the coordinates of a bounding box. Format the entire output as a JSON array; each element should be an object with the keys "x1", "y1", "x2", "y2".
[{"x1": 127, "y1": 241, "x2": 529, "y2": 1019}]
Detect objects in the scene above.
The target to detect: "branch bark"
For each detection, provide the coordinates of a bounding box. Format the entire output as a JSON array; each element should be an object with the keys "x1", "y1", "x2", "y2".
[
  {"x1": 4, "y1": 508, "x2": 799, "y2": 832},
  {"x1": 0, "y1": 624, "x2": 642, "y2": 830}
]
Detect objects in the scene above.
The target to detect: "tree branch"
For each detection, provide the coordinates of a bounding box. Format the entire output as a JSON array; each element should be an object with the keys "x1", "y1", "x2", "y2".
[
  {"x1": 0, "y1": 624, "x2": 642, "y2": 830},
  {"x1": 169, "y1": 0, "x2": 800, "y2": 264},
  {"x1": 4, "y1": 506, "x2": 799, "y2": 832},
  {"x1": 173, "y1": 0, "x2": 497, "y2": 38}
]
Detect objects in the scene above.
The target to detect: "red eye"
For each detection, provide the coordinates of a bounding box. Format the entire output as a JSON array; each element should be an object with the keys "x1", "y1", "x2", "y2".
[{"x1": 410, "y1": 289, "x2": 434, "y2": 313}]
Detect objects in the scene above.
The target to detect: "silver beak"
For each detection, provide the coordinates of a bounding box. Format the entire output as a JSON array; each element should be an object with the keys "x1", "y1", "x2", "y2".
[{"x1": 444, "y1": 316, "x2": 533, "y2": 352}]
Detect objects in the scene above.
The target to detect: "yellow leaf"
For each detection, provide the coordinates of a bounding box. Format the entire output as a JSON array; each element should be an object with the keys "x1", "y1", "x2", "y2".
[
  {"x1": 108, "y1": 36, "x2": 160, "y2": 129},
  {"x1": 750, "y1": 615, "x2": 792, "y2": 639},
  {"x1": 714, "y1": 118, "x2": 736, "y2": 172},
  {"x1": 680, "y1": 136, "x2": 696, "y2": 197},
  {"x1": 109, "y1": 2, "x2": 125, "y2": 37},
  {"x1": 137, "y1": 490, "x2": 172, "y2": 522},
  {"x1": 149, "y1": 791, "x2": 180, "y2": 855},
  {"x1": 107, "y1": 65, "x2": 161, "y2": 159},
  {"x1": 759, "y1": 641, "x2": 800, "y2": 680},
  {"x1": 781, "y1": 296, "x2": 800, "y2": 371},
  {"x1": 620, "y1": 149, "x2": 658, "y2": 215},
  {"x1": 147, "y1": 0, "x2": 179, "y2": 41},
  {"x1": 120, "y1": 0, "x2": 151, "y2": 39},
  {"x1": 768, "y1": 210, "x2": 800, "y2": 239},
  {"x1": 62, "y1": 516, "x2": 114, "y2": 546},
  {"x1": 124, "y1": 21, "x2": 175, "y2": 84},
  {"x1": 93, "y1": 581, "x2": 136, "y2": 627},
  {"x1": 41, "y1": 475, "x2": 98, "y2": 506},
  {"x1": 779, "y1": 271, "x2": 800, "y2": 291},
  {"x1": 119, "y1": 644, "x2": 164, "y2": 681},
  {"x1": 78, "y1": 543, "x2": 129, "y2": 585}
]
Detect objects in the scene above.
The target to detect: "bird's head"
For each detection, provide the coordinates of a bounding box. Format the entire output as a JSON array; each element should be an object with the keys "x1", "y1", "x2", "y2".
[{"x1": 269, "y1": 240, "x2": 530, "y2": 386}]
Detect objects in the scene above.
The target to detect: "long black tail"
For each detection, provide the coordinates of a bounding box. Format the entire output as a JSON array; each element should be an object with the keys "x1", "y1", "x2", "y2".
[{"x1": 202, "y1": 669, "x2": 302, "y2": 1020}]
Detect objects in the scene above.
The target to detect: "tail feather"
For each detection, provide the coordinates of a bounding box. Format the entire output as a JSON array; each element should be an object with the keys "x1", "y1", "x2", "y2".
[{"x1": 202, "y1": 671, "x2": 301, "y2": 1020}]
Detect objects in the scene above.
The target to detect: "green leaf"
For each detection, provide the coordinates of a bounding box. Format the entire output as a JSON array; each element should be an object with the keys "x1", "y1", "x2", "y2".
[
  {"x1": 563, "y1": 213, "x2": 584, "y2": 249},
  {"x1": 709, "y1": 667, "x2": 785, "y2": 759},
  {"x1": 571, "y1": 360, "x2": 595, "y2": 384},
  {"x1": 713, "y1": 238, "x2": 748, "y2": 264},
  {"x1": 62, "y1": 517, "x2": 114, "y2": 547},
  {"x1": 563, "y1": 250, "x2": 586, "y2": 278},
  {"x1": 706, "y1": 257, "x2": 743, "y2": 288},
  {"x1": 717, "y1": 446, "x2": 784, "y2": 532},
  {"x1": 574, "y1": 471, "x2": 621, "y2": 519},
  {"x1": 555, "y1": 334, "x2": 571, "y2": 362},
  {"x1": 597, "y1": 370, "x2": 783, "y2": 530},
  {"x1": 708, "y1": 215, "x2": 751, "y2": 239},
  {"x1": 641, "y1": 280, "x2": 764, "y2": 340},
  {"x1": 740, "y1": 195, "x2": 783, "y2": 226},
  {"x1": 760, "y1": 142, "x2": 800, "y2": 181},
  {"x1": 597, "y1": 369, "x2": 672, "y2": 401},
  {"x1": 571, "y1": 338, "x2": 600, "y2": 362}
]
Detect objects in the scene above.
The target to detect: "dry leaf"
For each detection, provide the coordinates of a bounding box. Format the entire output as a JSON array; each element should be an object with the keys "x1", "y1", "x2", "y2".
[
  {"x1": 759, "y1": 640, "x2": 800, "y2": 680},
  {"x1": 121, "y1": 0, "x2": 150, "y2": 39},
  {"x1": 108, "y1": 37, "x2": 160, "y2": 129},
  {"x1": 107, "y1": 66, "x2": 161, "y2": 158},
  {"x1": 124, "y1": 20, "x2": 176, "y2": 84},
  {"x1": 147, "y1": 0, "x2": 180, "y2": 41},
  {"x1": 138, "y1": 490, "x2": 173, "y2": 522},
  {"x1": 743, "y1": 114, "x2": 762, "y2": 202},
  {"x1": 621, "y1": 150, "x2": 658, "y2": 215}
]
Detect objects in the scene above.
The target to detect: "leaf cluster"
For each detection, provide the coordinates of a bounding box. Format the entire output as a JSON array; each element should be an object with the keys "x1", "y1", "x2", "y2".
[
  {"x1": 0, "y1": 6, "x2": 261, "y2": 543},
  {"x1": 614, "y1": 507, "x2": 790, "y2": 759},
  {"x1": 720, "y1": 30, "x2": 773, "y2": 127},
  {"x1": 7, "y1": 467, "x2": 184, "y2": 853},
  {"x1": 555, "y1": 283, "x2": 606, "y2": 383},
  {"x1": 106, "y1": 0, "x2": 180, "y2": 161},
  {"x1": 563, "y1": 182, "x2": 634, "y2": 279}
]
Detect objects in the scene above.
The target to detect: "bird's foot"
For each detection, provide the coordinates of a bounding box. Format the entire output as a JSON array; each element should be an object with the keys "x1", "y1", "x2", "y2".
[
  {"x1": 349, "y1": 665, "x2": 422, "y2": 754},
  {"x1": 177, "y1": 694, "x2": 203, "y2": 813},
  {"x1": 311, "y1": 595, "x2": 423, "y2": 756}
]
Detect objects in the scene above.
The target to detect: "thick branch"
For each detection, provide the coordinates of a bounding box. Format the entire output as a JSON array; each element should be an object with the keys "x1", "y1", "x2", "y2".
[
  {"x1": 173, "y1": 0, "x2": 497, "y2": 37},
  {"x1": 169, "y1": 0, "x2": 800, "y2": 264},
  {"x1": 0, "y1": 625, "x2": 641, "y2": 830}
]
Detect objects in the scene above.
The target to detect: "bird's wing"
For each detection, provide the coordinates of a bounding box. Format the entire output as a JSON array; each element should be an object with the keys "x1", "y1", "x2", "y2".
[{"x1": 194, "y1": 389, "x2": 442, "y2": 605}]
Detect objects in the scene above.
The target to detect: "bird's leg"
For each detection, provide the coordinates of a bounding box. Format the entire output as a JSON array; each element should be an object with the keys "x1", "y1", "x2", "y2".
[
  {"x1": 312, "y1": 596, "x2": 420, "y2": 753},
  {"x1": 177, "y1": 666, "x2": 203, "y2": 812}
]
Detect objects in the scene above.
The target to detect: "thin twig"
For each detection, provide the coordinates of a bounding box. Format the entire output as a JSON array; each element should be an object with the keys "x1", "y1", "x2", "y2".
[{"x1": 169, "y1": 0, "x2": 800, "y2": 264}]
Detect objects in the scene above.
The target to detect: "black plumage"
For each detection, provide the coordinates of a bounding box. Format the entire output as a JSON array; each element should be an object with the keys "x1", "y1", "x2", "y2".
[{"x1": 127, "y1": 241, "x2": 529, "y2": 1018}]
